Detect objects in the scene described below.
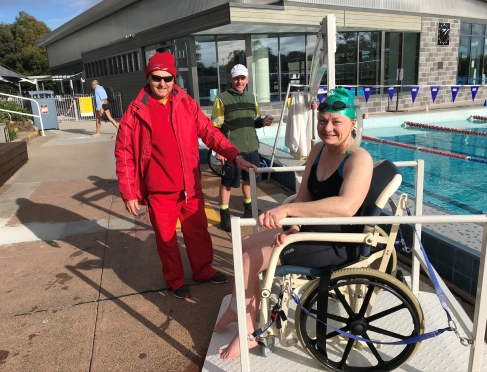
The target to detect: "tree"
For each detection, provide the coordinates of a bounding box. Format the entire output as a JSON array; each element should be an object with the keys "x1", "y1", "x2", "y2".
[{"x1": 0, "y1": 12, "x2": 51, "y2": 76}]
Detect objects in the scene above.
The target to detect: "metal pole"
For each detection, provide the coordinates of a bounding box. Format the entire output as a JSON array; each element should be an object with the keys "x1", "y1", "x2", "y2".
[
  {"x1": 230, "y1": 217, "x2": 250, "y2": 372},
  {"x1": 411, "y1": 159, "x2": 424, "y2": 295},
  {"x1": 267, "y1": 82, "x2": 291, "y2": 183},
  {"x1": 74, "y1": 99, "x2": 79, "y2": 122},
  {"x1": 249, "y1": 168, "x2": 259, "y2": 234},
  {"x1": 469, "y1": 222, "x2": 487, "y2": 371},
  {"x1": 325, "y1": 14, "x2": 336, "y2": 90}
]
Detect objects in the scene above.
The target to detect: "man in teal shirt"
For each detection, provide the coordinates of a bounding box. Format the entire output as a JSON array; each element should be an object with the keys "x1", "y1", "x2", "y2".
[{"x1": 211, "y1": 65, "x2": 273, "y2": 231}]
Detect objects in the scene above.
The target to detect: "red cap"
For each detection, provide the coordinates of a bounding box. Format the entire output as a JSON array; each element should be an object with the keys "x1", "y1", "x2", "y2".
[{"x1": 145, "y1": 52, "x2": 177, "y2": 78}]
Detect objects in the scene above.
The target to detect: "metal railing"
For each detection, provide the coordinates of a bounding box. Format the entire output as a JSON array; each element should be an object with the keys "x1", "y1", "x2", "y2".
[
  {"x1": 229, "y1": 160, "x2": 487, "y2": 372},
  {"x1": 55, "y1": 93, "x2": 123, "y2": 122},
  {"x1": 0, "y1": 93, "x2": 45, "y2": 136}
]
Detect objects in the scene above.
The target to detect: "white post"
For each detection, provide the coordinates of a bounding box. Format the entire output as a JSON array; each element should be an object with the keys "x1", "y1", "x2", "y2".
[
  {"x1": 267, "y1": 82, "x2": 292, "y2": 182},
  {"x1": 411, "y1": 159, "x2": 424, "y2": 295},
  {"x1": 73, "y1": 99, "x2": 79, "y2": 122},
  {"x1": 249, "y1": 168, "x2": 259, "y2": 234},
  {"x1": 469, "y1": 222, "x2": 487, "y2": 371},
  {"x1": 324, "y1": 15, "x2": 336, "y2": 90},
  {"x1": 231, "y1": 217, "x2": 250, "y2": 372}
]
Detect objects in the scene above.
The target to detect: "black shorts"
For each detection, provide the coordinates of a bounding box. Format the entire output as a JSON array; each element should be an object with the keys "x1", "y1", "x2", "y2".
[
  {"x1": 221, "y1": 150, "x2": 262, "y2": 188},
  {"x1": 101, "y1": 103, "x2": 111, "y2": 111},
  {"x1": 279, "y1": 225, "x2": 359, "y2": 268}
]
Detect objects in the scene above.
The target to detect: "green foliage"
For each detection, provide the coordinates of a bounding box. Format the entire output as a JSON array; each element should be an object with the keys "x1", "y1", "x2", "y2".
[
  {"x1": 0, "y1": 100, "x2": 30, "y2": 122},
  {"x1": 7, "y1": 125, "x2": 17, "y2": 141},
  {"x1": 0, "y1": 11, "x2": 51, "y2": 76}
]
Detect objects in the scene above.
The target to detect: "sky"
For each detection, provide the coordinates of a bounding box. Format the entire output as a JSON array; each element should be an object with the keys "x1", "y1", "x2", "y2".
[{"x1": 0, "y1": 0, "x2": 103, "y2": 31}]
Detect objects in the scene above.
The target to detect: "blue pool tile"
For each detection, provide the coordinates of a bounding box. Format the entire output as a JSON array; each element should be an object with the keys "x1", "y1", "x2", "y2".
[
  {"x1": 452, "y1": 271, "x2": 471, "y2": 293},
  {"x1": 471, "y1": 280, "x2": 478, "y2": 296},
  {"x1": 436, "y1": 262, "x2": 453, "y2": 283},
  {"x1": 422, "y1": 234, "x2": 439, "y2": 260},
  {"x1": 472, "y1": 258, "x2": 480, "y2": 282},
  {"x1": 453, "y1": 252, "x2": 473, "y2": 278},
  {"x1": 437, "y1": 242, "x2": 455, "y2": 267}
]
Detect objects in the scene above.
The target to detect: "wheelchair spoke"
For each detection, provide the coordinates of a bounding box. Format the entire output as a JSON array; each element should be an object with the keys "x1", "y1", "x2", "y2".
[
  {"x1": 358, "y1": 284, "x2": 374, "y2": 317},
  {"x1": 363, "y1": 334, "x2": 385, "y2": 367},
  {"x1": 367, "y1": 325, "x2": 408, "y2": 340},
  {"x1": 325, "y1": 325, "x2": 350, "y2": 340},
  {"x1": 365, "y1": 303, "x2": 406, "y2": 322},
  {"x1": 327, "y1": 313, "x2": 349, "y2": 324},
  {"x1": 338, "y1": 338, "x2": 354, "y2": 369},
  {"x1": 333, "y1": 288, "x2": 355, "y2": 317}
]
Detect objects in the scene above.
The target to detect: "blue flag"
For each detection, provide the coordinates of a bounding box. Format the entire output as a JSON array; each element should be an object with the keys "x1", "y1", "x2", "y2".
[
  {"x1": 430, "y1": 86, "x2": 440, "y2": 103},
  {"x1": 410, "y1": 86, "x2": 420, "y2": 103},
  {"x1": 471, "y1": 86, "x2": 480, "y2": 101},
  {"x1": 363, "y1": 86, "x2": 372, "y2": 103},
  {"x1": 388, "y1": 87, "x2": 395, "y2": 101},
  {"x1": 451, "y1": 86, "x2": 460, "y2": 102}
]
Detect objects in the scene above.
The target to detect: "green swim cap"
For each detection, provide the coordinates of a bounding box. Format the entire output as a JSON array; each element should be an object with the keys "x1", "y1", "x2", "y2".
[{"x1": 320, "y1": 87, "x2": 356, "y2": 120}]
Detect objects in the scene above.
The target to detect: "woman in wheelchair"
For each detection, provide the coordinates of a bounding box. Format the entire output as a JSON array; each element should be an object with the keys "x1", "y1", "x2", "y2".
[{"x1": 215, "y1": 87, "x2": 374, "y2": 359}]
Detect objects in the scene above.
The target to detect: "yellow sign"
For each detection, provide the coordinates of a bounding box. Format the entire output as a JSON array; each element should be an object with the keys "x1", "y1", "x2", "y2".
[{"x1": 78, "y1": 97, "x2": 94, "y2": 117}]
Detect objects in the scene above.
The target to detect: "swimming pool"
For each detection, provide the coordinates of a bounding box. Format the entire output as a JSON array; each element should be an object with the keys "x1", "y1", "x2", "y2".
[{"x1": 258, "y1": 119, "x2": 487, "y2": 215}]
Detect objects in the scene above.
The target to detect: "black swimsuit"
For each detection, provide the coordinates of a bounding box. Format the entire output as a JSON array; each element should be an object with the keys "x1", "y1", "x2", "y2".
[{"x1": 279, "y1": 145, "x2": 362, "y2": 268}]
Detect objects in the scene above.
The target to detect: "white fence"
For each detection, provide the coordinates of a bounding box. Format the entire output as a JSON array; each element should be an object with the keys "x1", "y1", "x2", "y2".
[
  {"x1": 55, "y1": 93, "x2": 123, "y2": 122},
  {"x1": 228, "y1": 161, "x2": 487, "y2": 372}
]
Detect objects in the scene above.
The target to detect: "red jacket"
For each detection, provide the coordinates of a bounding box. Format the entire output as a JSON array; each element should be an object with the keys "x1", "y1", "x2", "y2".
[{"x1": 115, "y1": 85, "x2": 240, "y2": 204}]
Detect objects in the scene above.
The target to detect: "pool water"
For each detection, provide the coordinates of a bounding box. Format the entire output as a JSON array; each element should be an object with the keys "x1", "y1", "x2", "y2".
[{"x1": 258, "y1": 120, "x2": 487, "y2": 215}]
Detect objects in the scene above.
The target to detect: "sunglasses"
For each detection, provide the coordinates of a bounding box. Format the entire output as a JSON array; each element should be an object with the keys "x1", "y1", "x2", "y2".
[
  {"x1": 150, "y1": 74, "x2": 174, "y2": 83},
  {"x1": 318, "y1": 101, "x2": 355, "y2": 111}
]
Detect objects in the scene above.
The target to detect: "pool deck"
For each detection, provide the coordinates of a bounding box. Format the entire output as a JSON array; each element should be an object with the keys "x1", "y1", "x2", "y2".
[{"x1": 0, "y1": 116, "x2": 486, "y2": 371}]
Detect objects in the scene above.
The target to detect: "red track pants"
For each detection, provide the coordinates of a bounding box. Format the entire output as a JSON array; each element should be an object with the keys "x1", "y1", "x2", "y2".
[{"x1": 147, "y1": 190, "x2": 217, "y2": 290}]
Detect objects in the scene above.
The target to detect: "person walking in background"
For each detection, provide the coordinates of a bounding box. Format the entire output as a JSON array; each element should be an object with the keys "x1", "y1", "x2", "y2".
[
  {"x1": 91, "y1": 80, "x2": 118, "y2": 136},
  {"x1": 211, "y1": 64, "x2": 273, "y2": 232},
  {"x1": 114, "y1": 52, "x2": 257, "y2": 299}
]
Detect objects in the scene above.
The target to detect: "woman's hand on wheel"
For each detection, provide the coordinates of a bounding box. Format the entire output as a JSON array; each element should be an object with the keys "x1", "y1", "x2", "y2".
[
  {"x1": 272, "y1": 226, "x2": 300, "y2": 248},
  {"x1": 216, "y1": 153, "x2": 226, "y2": 162}
]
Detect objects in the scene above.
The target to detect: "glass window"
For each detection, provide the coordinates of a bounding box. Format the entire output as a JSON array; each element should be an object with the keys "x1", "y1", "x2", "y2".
[
  {"x1": 133, "y1": 52, "x2": 140, "y2": 71},
  {"x1": 94, "y1": 61, "x2": 99, "y2": 77},
  {"x1": 217, "y1": 35, "x2": 246, "y2": 92},
  {"x1": 119, "y1": 56, "x2": 124, "y2": 73},
  {"x1": 458, "y1": 36, "x2": 471, "y2": 84},
  {"x1": 336, "y1": 32, "x2": 358, "y2": 88},
  {"x1": 279, "y1": 34, "x2": 306, "y2": 100},
  {"x1": 127, "y1": 54, "x2": 134, "y2": 72},
  {"x1": 103, "y1": 59, "x2": 108, "y2": 76},
  {"x1": 251, "y1": 34, "x2": 279, "y2": 103},
  {"x1": 402, "y1": 33, "x2": 420, "y2": 86},
  {"x1": 195, "y1": 36, "x2": 218, "y2": 106},
  {"x1": 358, "y1": 32, "x2": 380, "y2": 94},
  {"x1": 174, "y1": 38, "x2": 188, "y2": 68},
  {"x1": 470, "y1": 37, "x2": 484, "y2": 84},
  {"x1": 384, "y1": 32, "x2": 402, "y2": 86},
  {"x1": 472, "y1": 24, "x2": 485, "y2": 36},
  {"x1": 461, "y1": 23, "x2": 472, "y2": 35},
  {"x1": 484, "y1": 38, "x2": 487, "y2": 84}
]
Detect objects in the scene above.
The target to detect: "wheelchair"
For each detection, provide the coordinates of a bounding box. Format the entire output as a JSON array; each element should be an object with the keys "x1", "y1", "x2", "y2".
[{"x1": 255, "y1": 160, "x2": 425, "y2": 371}]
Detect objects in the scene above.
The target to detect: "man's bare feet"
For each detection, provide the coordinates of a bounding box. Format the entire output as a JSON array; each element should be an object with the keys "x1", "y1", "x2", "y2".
[
  {"x1": 213, "y1": 308, "x2": 238, "y2": 332},
  {"x1": 92, "y1": 133, "x2": 101, "y2": 137},
  {"x1": 218, "y1": 334, "x2": 259, "y2": 359}
]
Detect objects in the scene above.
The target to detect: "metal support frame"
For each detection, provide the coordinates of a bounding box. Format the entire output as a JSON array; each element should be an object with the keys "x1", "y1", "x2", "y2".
[
  {"x1": 235, "y1": 160, "x2": 487, "y2": 372},
  {"x1": 0, "y1": 92, "x2": 45, "y2": 136}
]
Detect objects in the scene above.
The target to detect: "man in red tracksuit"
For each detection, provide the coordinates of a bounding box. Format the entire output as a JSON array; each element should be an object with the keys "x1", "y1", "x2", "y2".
[{"x1": 115, "y1": 52, "x2": 257, "y2": 299}]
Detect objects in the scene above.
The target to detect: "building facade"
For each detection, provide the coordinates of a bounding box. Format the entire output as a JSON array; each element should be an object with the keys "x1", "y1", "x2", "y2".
[{"x1": 35, "y1": 0, "x2": 487, "y2": 113}]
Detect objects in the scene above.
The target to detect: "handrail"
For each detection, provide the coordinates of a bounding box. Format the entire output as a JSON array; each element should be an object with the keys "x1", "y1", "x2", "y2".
[
  {"x1": 232, "y1": 160, "x2": 487, "y2": 372},
  {"x1": 0, "y1": 93, "x2": 45, "y2": 136}
]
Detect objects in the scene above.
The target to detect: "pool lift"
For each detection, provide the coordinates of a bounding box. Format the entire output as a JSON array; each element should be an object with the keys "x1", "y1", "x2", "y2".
[{"x1": 267, "y1": 15, "x2": 363, "y2": 189}]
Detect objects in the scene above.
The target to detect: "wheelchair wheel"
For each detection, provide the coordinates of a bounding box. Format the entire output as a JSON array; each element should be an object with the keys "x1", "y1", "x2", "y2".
[
  {"x1": 207, "y1": 150, "x2": 222, "y2": 176},
  {"x1": 259, "y1": 336, "x2": 276, "y2": 357},
  {"x1": 295, "y1": 268, "x2": 424, "y2": 372}
]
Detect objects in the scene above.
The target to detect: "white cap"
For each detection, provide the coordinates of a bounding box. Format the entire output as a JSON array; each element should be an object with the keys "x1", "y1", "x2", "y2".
[{"x1": 231, "y1": 64, "x2": 248, "y2": 78}]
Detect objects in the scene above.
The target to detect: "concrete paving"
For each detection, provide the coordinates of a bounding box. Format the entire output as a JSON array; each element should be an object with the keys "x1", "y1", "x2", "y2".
[{"x1": 0, "y1": 120, "x2": 289, "y2": 371}]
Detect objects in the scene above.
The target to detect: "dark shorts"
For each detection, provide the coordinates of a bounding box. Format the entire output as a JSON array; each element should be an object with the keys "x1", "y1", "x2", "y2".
[
  {"x1": 279, "y1": 225, "x2": 359, "y2": 268},
  {"x1": 101, "y1": 103, "x2": 111, "y2": 111},
  {"x1": 221, "y1": 150, "x2": 262, "y2": 188}
]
